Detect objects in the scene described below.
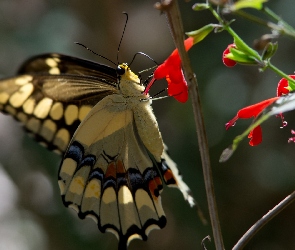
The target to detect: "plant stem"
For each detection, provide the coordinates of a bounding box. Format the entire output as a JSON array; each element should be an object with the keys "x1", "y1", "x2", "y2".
[
  {"x1": 232, "y1": 10, "x2": 295, "y2": 39},
  {"x1": 233, "y1": 191, "x2": 295, "y2": 249},
  {"x1": 267, "y1": 62, "x2": 295, "y2": 84},
  {"x1": 210, "y1": 5, "x2": 295, "y2": 87},
  {"x1": 156, "y1": 1, "x2": 224, "y2": 249},
  {"x1": 263, "y1": 6, "x2": 295, "y2": 36}
]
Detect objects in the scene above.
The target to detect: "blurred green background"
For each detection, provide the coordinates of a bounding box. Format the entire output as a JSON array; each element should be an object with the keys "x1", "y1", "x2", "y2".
[{"x1": 1, "y1": 0, "x2": 295, "y2": 249}]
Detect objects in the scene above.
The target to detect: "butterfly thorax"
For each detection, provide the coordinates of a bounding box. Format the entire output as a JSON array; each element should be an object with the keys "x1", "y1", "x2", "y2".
[
  {"x1": 115, "y1": 64, "x2": 164, "y2": 161},
  {"x1": 118, "y1": 63, "x2": 147, "y2": 98}
]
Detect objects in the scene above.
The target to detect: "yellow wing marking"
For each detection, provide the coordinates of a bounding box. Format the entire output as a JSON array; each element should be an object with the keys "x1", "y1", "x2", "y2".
[
  {"x1": 9, "y1": 83, "x2": 34, "y2": 108},
  {"x1": 33, "y1": 97, "x2": 53, "y2": 119},
  {"x1": 53, "y1": 128, "x2": 70, "y2": 151},
  {"x1": 40, "y1": 119, "x2": 57, "y2": 141},
  {"x1": 49, "y1": 102, "x2": 64, "y2": 120},
  {"x1": 23, "y1": 97, "x2": 36, "y2": 114},
  {"x1": 64, "y1": 104, "x2": 79, "y2": 125}
]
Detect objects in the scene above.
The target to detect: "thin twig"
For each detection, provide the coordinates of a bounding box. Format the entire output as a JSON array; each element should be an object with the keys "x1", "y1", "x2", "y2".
[
  {"x1": 233, "y1": 190, "x2": 295, "y2": 250},
  {"x1": 155, "y1": 1, "x2": 224, "y2": 249}
]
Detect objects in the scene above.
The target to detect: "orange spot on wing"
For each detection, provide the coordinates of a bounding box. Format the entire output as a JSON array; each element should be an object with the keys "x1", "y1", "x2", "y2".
[
  {"x1": 116, "y1": 160, "x2": 126, "y2": 174},
  {"x1": 149, "y1": 177, "x2": 163, "y2": 198},
  {"x1": 105, "y1": 162, "x2": 116, "y2": 178},
  {"x1": 163, "y1": 169, "x2": 176, "y2": 185}
]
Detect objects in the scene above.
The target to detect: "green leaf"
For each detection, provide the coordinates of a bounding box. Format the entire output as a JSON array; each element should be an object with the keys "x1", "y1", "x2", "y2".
[
  {"x1": 192, "y1": 3, "x2": 210, "y2": 11},
  {"x1": 227, "y1": 47, "x2": 257, "y2": 64},
  {"x1": 186, "y1": 24, "x2": 216, "y2": 44},
  {"x1": 233, "y1": 36, "x2": 261, "y2": 60},
  {"x1": 231, "y1": 0, "x2": 268, "y2": 11}
]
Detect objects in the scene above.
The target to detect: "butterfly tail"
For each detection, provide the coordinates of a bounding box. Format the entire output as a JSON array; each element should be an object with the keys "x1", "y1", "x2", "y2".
[{"x1": 159, "y1": 145, "x2": 195, "y2": 207}]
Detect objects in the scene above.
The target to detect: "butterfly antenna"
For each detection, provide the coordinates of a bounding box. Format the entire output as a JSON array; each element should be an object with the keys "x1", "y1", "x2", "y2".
[
  {"x1": 129, "y1": 52, "x2": 159, "y2": 67},
  {"x1": 138, "y1": 65, "x2": 157, "y2": 75},
  {"x1": 75, "y1": 42, "x2": 116, "y2": 66},
  {"x1": 117, "y1": 12, "x2": 129, "y2": 64}
]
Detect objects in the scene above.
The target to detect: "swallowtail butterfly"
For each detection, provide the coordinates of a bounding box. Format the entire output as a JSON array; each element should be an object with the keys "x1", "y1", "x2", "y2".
[{"x1": 0, "y1": 53, "x2": 195, "y2": 249}]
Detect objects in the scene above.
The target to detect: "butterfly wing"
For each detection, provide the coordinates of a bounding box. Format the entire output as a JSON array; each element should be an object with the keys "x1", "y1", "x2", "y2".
[
  {"x1": 0, "y1": 54, "x2": 119, "y2": 153},
  {"x1": 0, "y1": 55, "x2": 196, "y2": 248},
  {"x1": 59, "y1": 93, "x2": 166, "y2": 249}
]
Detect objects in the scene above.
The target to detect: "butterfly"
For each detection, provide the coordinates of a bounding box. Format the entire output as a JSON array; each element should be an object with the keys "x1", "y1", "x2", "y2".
[{"x1": 0, "y1": 53, "x2": 195, "y2": 249}]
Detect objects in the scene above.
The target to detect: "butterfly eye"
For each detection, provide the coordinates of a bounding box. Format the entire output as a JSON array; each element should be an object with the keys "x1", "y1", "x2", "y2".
[{"x1": 116, "y1": 66, "x2": 125, "y2": 75}]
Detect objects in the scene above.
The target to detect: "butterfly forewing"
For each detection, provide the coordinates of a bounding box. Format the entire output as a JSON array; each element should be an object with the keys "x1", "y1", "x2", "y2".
[
  {"x1": 18, "y1": 53, "x2": 118, "y2": 81},
  {"x1": 0, "y1": 54, "x2": 118, "y2": 153}
]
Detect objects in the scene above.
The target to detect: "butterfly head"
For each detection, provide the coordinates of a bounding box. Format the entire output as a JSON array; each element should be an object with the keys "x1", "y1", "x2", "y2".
[{"x1": 117, "y1": 63, "x2": 146, "y2": 97}]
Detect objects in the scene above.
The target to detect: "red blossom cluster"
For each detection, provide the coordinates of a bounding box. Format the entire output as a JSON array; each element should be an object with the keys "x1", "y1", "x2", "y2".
[
  {"x1": 223, "y1": 43, "x2": 295, "y2": 145},
  {"x1": 147, "y1": 40, "x2": 295, "y2": 146},
  {"x1": 144, "y1": 37, "x2": 194, "y2": 103}
]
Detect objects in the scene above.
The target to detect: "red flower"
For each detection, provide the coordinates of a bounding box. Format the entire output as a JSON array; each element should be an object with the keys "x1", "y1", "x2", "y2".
[
  {"x1": 225, "y1": 97, "x2": 279, "y2": 146},
  {"x1": 222, "y1": 44, "x2": 237, "y2": 67},
  {"x1": 144, "y1": 37, "x2": 194, "y2": 103},
  {"x1": 225, "y1": 75, "x2": 295, "y2": 146}
]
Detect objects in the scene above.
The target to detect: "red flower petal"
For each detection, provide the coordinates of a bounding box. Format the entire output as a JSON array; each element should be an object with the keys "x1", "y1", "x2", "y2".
[
  {"x1": 237, "y1": 97, "x2": 279, "y2": 118},
  {"x1": 277, "y1": 75, "x2": 294, "y2": 96},
  {"x1": 225, "y1": 97, "x2": 279, "y2": 146},
  {"x1": 154, "y1": 63, "x2": 168, "y2": 79},
  {"x1": 166, "y1": 75, "x2": 188, "y2": 103},
  {"x1": 225, "y1": 115, "x2": 239, "y2": 130},
  {"x1": 144, "y1": 37, "x2": 193, "y2": 103},
  {"x1": 248, "y1": 125, "x2": 262, "y2": 146}
]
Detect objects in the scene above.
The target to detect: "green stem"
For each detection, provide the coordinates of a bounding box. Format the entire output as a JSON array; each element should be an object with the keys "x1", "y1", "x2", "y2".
[
  {"x1": 235, "y1": 10, "x2": 269, "y2": 27},
  {"x1": 263, "y1": 7, "x2": 295, "y2": 38},
  {"x1": 210, "y1": 6, "x2": 260, "y2": 60},
  {"x1": 209, "y1": 4, "x2": 295, "y2": 87},
  {"x1": 233, "y1": 113, "x2": 270, "y2": 149},
  {"x1": 267, "y1": 62, "x2": 295, "y2": 85}
]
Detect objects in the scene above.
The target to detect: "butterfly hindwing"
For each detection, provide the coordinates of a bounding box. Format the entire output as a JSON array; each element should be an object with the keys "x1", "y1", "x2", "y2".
[
  {"x1": 58, "y1": 91, "x2": 166, "y2": 248},
  {"x1": 0, "y1": 54, "x2": 119, "y2": 153}
]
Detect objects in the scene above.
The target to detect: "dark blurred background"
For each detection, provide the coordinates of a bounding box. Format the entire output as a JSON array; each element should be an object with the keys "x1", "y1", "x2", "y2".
[{"x1": 1, "y1": 0, "x2": 295, "y2": 249}]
